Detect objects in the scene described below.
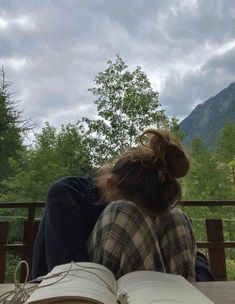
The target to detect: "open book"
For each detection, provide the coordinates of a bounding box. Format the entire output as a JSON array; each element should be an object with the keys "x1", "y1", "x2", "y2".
[{"x1": 26, "y1": 262, "x2": 214, "y2": 304}]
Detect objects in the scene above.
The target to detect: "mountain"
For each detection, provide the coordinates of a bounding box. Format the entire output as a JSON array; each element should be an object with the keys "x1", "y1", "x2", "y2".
[{"x1": 179, "y1": 82, "x2": 235, "y2": 148}]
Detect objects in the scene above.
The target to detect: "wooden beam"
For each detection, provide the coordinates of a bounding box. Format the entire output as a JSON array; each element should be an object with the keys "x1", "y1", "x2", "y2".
[
  {"x1": 0, "y1": 222, "x2": 9, "y2": 283},
  {"x1": 206, "y1": 219, "x2": 227, "y2": 281}
]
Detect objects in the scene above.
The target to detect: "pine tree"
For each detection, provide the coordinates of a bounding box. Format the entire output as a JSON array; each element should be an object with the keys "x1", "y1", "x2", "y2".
[
  {"x1": 184, "y1": 137, "x2": 232, "y2": 200},
  {"x1": 0, "y1": 69, "x2": 31, "y2": 190},
  {"x1": 216, "y1": 121, "x2": 235, "y2": 163}
]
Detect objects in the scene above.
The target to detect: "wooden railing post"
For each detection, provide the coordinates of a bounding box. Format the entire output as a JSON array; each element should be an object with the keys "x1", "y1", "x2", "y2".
[
  {"x1": 0, "y1": 222, "x2": 9, "y2": 283},
  {"x1": 206, "y1": 219, "x2": 227, "y2": 281}
]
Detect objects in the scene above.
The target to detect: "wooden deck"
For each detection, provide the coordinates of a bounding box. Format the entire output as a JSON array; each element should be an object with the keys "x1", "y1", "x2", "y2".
[{"x1": 0, "y1": 200, "x2": 235, "y2": 283}]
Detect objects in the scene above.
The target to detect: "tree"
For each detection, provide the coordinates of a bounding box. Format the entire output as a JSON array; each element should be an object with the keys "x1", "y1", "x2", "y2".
[
  {"x1": 0, "y1": 69, "x2": 32, "y2": 191},
  {"x1": 0, "y1": 122, "x2": 91, "y2": 201},
  {"x1": 84, "y1": 55, "x2": 177, "y2": 163},
  {"x1": 182, "y1": 137, "x2": 234, "y2": 242},
  {"x1": 216, "y1": 122, "x2": 235, "y2": 187},
  {"x1": 56, "y1": 123, "x2": 92, "y2": 175},
  {"x1": 183, "y1": 137, "x2": 232, "y2": 200},
  {"x1": 216, "y1": 121, "x2": 235, "y2": 163}
]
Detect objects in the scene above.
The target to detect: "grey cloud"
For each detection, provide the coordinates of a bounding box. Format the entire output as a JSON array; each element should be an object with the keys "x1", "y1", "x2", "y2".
[
  {"x1": 160, "y1": 48, "x2": 235, "y2": 119},
  {"x1": 165, "y1": 0, "x2": 235, "y2": 44},
  {"x1": 0, "y1": 0, "x2": 235, "y2": 134},
  {"x1": 202, "y1": 47, "x2": 235, "y2": 75}
]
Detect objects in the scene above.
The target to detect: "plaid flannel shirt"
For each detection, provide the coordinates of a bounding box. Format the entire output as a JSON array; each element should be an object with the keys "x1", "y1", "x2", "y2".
[{"x1": 87, "y1": 201, "x2": 196, "y2": 281}]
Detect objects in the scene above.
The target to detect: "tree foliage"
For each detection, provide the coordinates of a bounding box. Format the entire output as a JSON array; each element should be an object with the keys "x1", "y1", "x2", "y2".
[
  {"x1": 216, "y1": 121, "x2": 235, "y2": 163},
  {"x1": 182, "y1": 132, "x2": 235, "y2": 252},
  {"x1": 0, "y1": 123, "x2": 91, "y2": 201},
  {"x1": 84, "y1": 55, "x2": 178, "y2": 163},
  {"x1": 0, "y1": 69, "x2": 31, "y2": 189},
  {"x1": 216, "y1": 121, "x2": 235, "y2": 187},
  {"x1": 183, "y1": 137, "x2": 233, "y2": 200}
]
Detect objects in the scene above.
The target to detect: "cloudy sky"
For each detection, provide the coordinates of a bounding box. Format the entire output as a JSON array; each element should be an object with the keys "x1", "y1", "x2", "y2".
[{"x1": 1, "y1": 0, "x2": 235, "y2": 135}]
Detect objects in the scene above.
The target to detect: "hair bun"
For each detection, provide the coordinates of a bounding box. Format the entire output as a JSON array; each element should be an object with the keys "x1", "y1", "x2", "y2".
[
  {"x1": 140, "y1": 129, "x2": 189, "y2": 179},
  {"x1": 141, "y1": 129, "x2": 167, "y2": 164},
  {"x1": 165, "y1": 144, "x2": 190, "y2": 178}
]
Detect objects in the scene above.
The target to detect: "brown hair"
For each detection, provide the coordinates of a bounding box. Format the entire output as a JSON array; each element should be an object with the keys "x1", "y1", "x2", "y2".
[{"x1": 98, "y1": 129, "x2": 189, "y2": 215}]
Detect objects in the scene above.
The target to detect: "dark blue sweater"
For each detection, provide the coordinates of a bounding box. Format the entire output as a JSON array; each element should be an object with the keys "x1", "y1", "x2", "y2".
[{"x1": 32, "y1": 174, "x2": 106, "y2": 279}]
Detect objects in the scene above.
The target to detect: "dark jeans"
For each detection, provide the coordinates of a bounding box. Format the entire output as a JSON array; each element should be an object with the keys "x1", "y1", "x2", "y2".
[{"x1": 195, "y1": 251, "x2": 215, "y2": 281}]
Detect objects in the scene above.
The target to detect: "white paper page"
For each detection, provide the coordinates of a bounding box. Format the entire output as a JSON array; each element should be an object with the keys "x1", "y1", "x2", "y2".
[
  {"x1": 118, "y1": 271, "x2": 214, "y2": 304},
  {"x1": 26, "y1": 262, "x2": 117, "y2": 304},
  {"x1": 49, "y1": 301, "x2": 96, "y2": 303}
]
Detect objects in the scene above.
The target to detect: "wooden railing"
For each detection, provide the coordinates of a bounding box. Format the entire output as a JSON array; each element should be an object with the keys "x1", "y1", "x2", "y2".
[
  {"x1": 0, "y1": 202, "x2": 44, "y2": 283},
  {"x1": 0, "y1": 201, "x2": 235, "y2": 282},
  {"x1": 183, "y1": 201, "x2": 235, "y2": 281}
]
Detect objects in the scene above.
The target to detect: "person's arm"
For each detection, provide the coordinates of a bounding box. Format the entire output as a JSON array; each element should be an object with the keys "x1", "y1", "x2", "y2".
[{"x1": 32, "y1": 176, "x2": 104, "y2": 279}]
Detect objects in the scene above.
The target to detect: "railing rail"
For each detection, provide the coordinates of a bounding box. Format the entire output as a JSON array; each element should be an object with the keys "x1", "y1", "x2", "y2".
[
  {"x1": 0, "y1": 201, "x2": 235, "y2": 282},
  {"x1": 182, "y1": 200, "x2": 235, "y2": 206},
  {"x1": 183, "y1": 200, "x2": 235, "y2": 281}
]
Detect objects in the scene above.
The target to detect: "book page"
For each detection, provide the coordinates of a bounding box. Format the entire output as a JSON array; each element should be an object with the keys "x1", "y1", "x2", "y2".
[
  {"x1": 118, "y1": 271, "x2": 214, "y2": 304},
  {"x1": 26, "y1": 262, "x2": 118, "y2": 304}
]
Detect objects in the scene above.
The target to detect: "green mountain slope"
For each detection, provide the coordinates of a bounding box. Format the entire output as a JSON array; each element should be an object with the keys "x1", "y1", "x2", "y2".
[{"x1": 179, "y1": 82, "x2": 235, "y2": 148}]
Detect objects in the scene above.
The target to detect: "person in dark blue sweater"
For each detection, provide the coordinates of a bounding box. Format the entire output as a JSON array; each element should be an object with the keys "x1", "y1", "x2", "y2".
[{"x1": 32, "y1": 129, "x2": 215, "y2": 281}]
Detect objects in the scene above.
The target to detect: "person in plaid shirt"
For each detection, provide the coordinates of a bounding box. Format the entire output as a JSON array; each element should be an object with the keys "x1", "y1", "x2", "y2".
[
  {"x1": 87, "y1": 129, "x2": 196, "y2": 281},
  {"x1": 87, "y1": 201, "x2": 196, "y2": 281},
  {"x1": 34, "y1": 128, "x2": 212, "y2": 282}
]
